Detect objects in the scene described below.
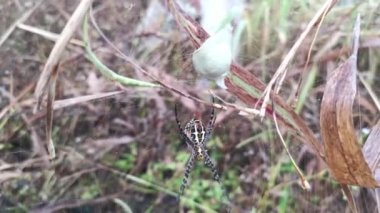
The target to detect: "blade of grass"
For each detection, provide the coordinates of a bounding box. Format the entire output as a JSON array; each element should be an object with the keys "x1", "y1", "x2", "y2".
[
  {"x1": 295, "y1": 65, "x2": 318, "y2": 114},
  {"x1": 245, "y1": 1, "x2": 265, "y2": 56},
  {"x1": 260, "y1": 2, "x2": 269, "y2": 80},
  {"x1": 113, "y1": 198, "x2": 133, "y2": 213},
  {"x1": 258, "y1": 152, "x2": 284, "y2": 210},
  {"x1": 277, "y1": 187, "x2": 290, "y2": 213},
  {"x1": 279, "y1": 0, "x2": 291, "y2": 34},
  {"x1": 235, "y1": 129, "x2": 274, "y2": 149}
]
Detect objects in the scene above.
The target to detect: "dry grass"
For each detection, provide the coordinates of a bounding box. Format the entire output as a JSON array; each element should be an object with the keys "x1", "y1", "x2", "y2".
[{"x1": 0, "y1": 0, "x2": 379, "y2": 212}]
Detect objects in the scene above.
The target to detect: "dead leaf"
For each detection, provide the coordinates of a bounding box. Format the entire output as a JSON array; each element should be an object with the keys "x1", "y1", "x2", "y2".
[{"x1": 320, "y1": 16, "x2": 378, "y2": 187}]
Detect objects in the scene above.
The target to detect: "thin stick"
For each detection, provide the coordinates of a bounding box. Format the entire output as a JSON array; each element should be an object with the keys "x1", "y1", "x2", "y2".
[
  {"x1": 272, "y1": 102, "x2": 310, "y2": 190},
  {"x1": 17, "y1": 23, "x2": 84, "y2": 46}
]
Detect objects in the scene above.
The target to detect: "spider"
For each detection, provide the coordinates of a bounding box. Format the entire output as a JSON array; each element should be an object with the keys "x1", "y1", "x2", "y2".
[{"x1": 174, "y1": 98, "x2": 221, "y2": 198}]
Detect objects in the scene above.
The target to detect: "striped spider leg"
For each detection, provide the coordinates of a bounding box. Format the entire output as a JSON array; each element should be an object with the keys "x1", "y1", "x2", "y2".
[
  {"x1": 198, "y1": 99, "x2": 221, "y2": 183},
  {"x1": 174, "y1": 104, "x2": 195, "y2": 198},
  {"x1": 204, "y1": 96, "x2": 216, "y2": 142},
  {"x1": 174, "y1": 98, "x2": 222, "y2": 198},
  {"x1": 178, "y1": 152, "x2": 195, "y2": 196}
]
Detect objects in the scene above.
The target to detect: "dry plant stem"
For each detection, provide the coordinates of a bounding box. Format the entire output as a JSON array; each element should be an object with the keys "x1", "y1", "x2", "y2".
[
  {"x1": 272, "y1": 103, "x2": 310, "y2": 190},
  {"x1": 0, "y1": 157, "x2": 47, "y2": 173},
  {"x1": 294, "y1": 0, "x2": 332, "y2": 104},
  {"x1": 358, "y1": 74, "x2": 380, "y2": 112},
  {"x1": 274, "y1": 68, "x2": 288, "y2": 94},
  {"x1": 45, "y1": 64, "x2": 60, "y2": 159},
  {"x1": 259, "y1": 0, "x2": 337, "y2": 118},
  {"x1": 17, "y1": 23, "x2": 84, "y2": 46},
  {"x1": 0, "y1": 1, "x2": 42, "y2": 47},
  {"x1": 34, "y1": 0, "x2": 93, "y2": 109},
  {"x1": 209, "y1": 90, "x2": 260, "y2": 116},
  {"x1": 3, "y1": 91, "x2": 129, "y2": 142},
  {"x1": 2, "y1": 90, "x2": 128, "y2": 150},
  {"x1": 0, "y1": 157, "x2": 49, "y2": 183},
  {"x1": 341, "y1": 184, "x2": 357, "y2": 213},
  {"x1": 52, "y1": 91, "x2": 124, "y2": 110}
]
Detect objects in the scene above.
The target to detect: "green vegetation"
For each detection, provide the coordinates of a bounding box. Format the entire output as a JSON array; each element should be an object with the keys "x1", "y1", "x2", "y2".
[{"x1": 0, "y1": 0, "x2": 379, "y2": 212}]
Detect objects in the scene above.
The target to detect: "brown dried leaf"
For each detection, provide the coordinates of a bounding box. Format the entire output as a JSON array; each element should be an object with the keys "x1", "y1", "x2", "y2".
[
  {"x1": 167, "y1": 0, "x2": 209, "y2": 48},
  {"x1": 320, "y1": 16, "x2": 378, "y2": 187}
]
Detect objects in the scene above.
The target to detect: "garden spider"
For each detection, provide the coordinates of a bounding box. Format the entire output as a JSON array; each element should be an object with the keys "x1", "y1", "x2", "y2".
[{"x1": 174, "y1": 98, "x2": 222, "y2": 198}]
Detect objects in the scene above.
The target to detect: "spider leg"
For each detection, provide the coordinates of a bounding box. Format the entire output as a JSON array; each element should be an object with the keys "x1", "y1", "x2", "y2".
[
  {"x1": 204, "y1": 97, "x2": 216, "y2": 142},
  {"x1": 174, "y1": 104, "x2": 185, "y2": 135},
  {"x1": 175, "y1": 104, "x2": 195, "y2": 149},
  {"x1": 203, "y1": 151, "x2": 232, "y2": 211},
  {"x1": 203, "y1": 151, "x2": 221, "y2": 183},
  {"x1": 178, "y1": 152, "x2": 196, "y2": 198}
]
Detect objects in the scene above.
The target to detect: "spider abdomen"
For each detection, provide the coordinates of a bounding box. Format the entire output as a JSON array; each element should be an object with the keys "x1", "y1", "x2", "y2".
[
  {"x1": 184, "y1": 119, "x2": 207, "y2": 160},
  {"x1": 184, "y1": 119, "x2": 206, "y2": 144}
]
